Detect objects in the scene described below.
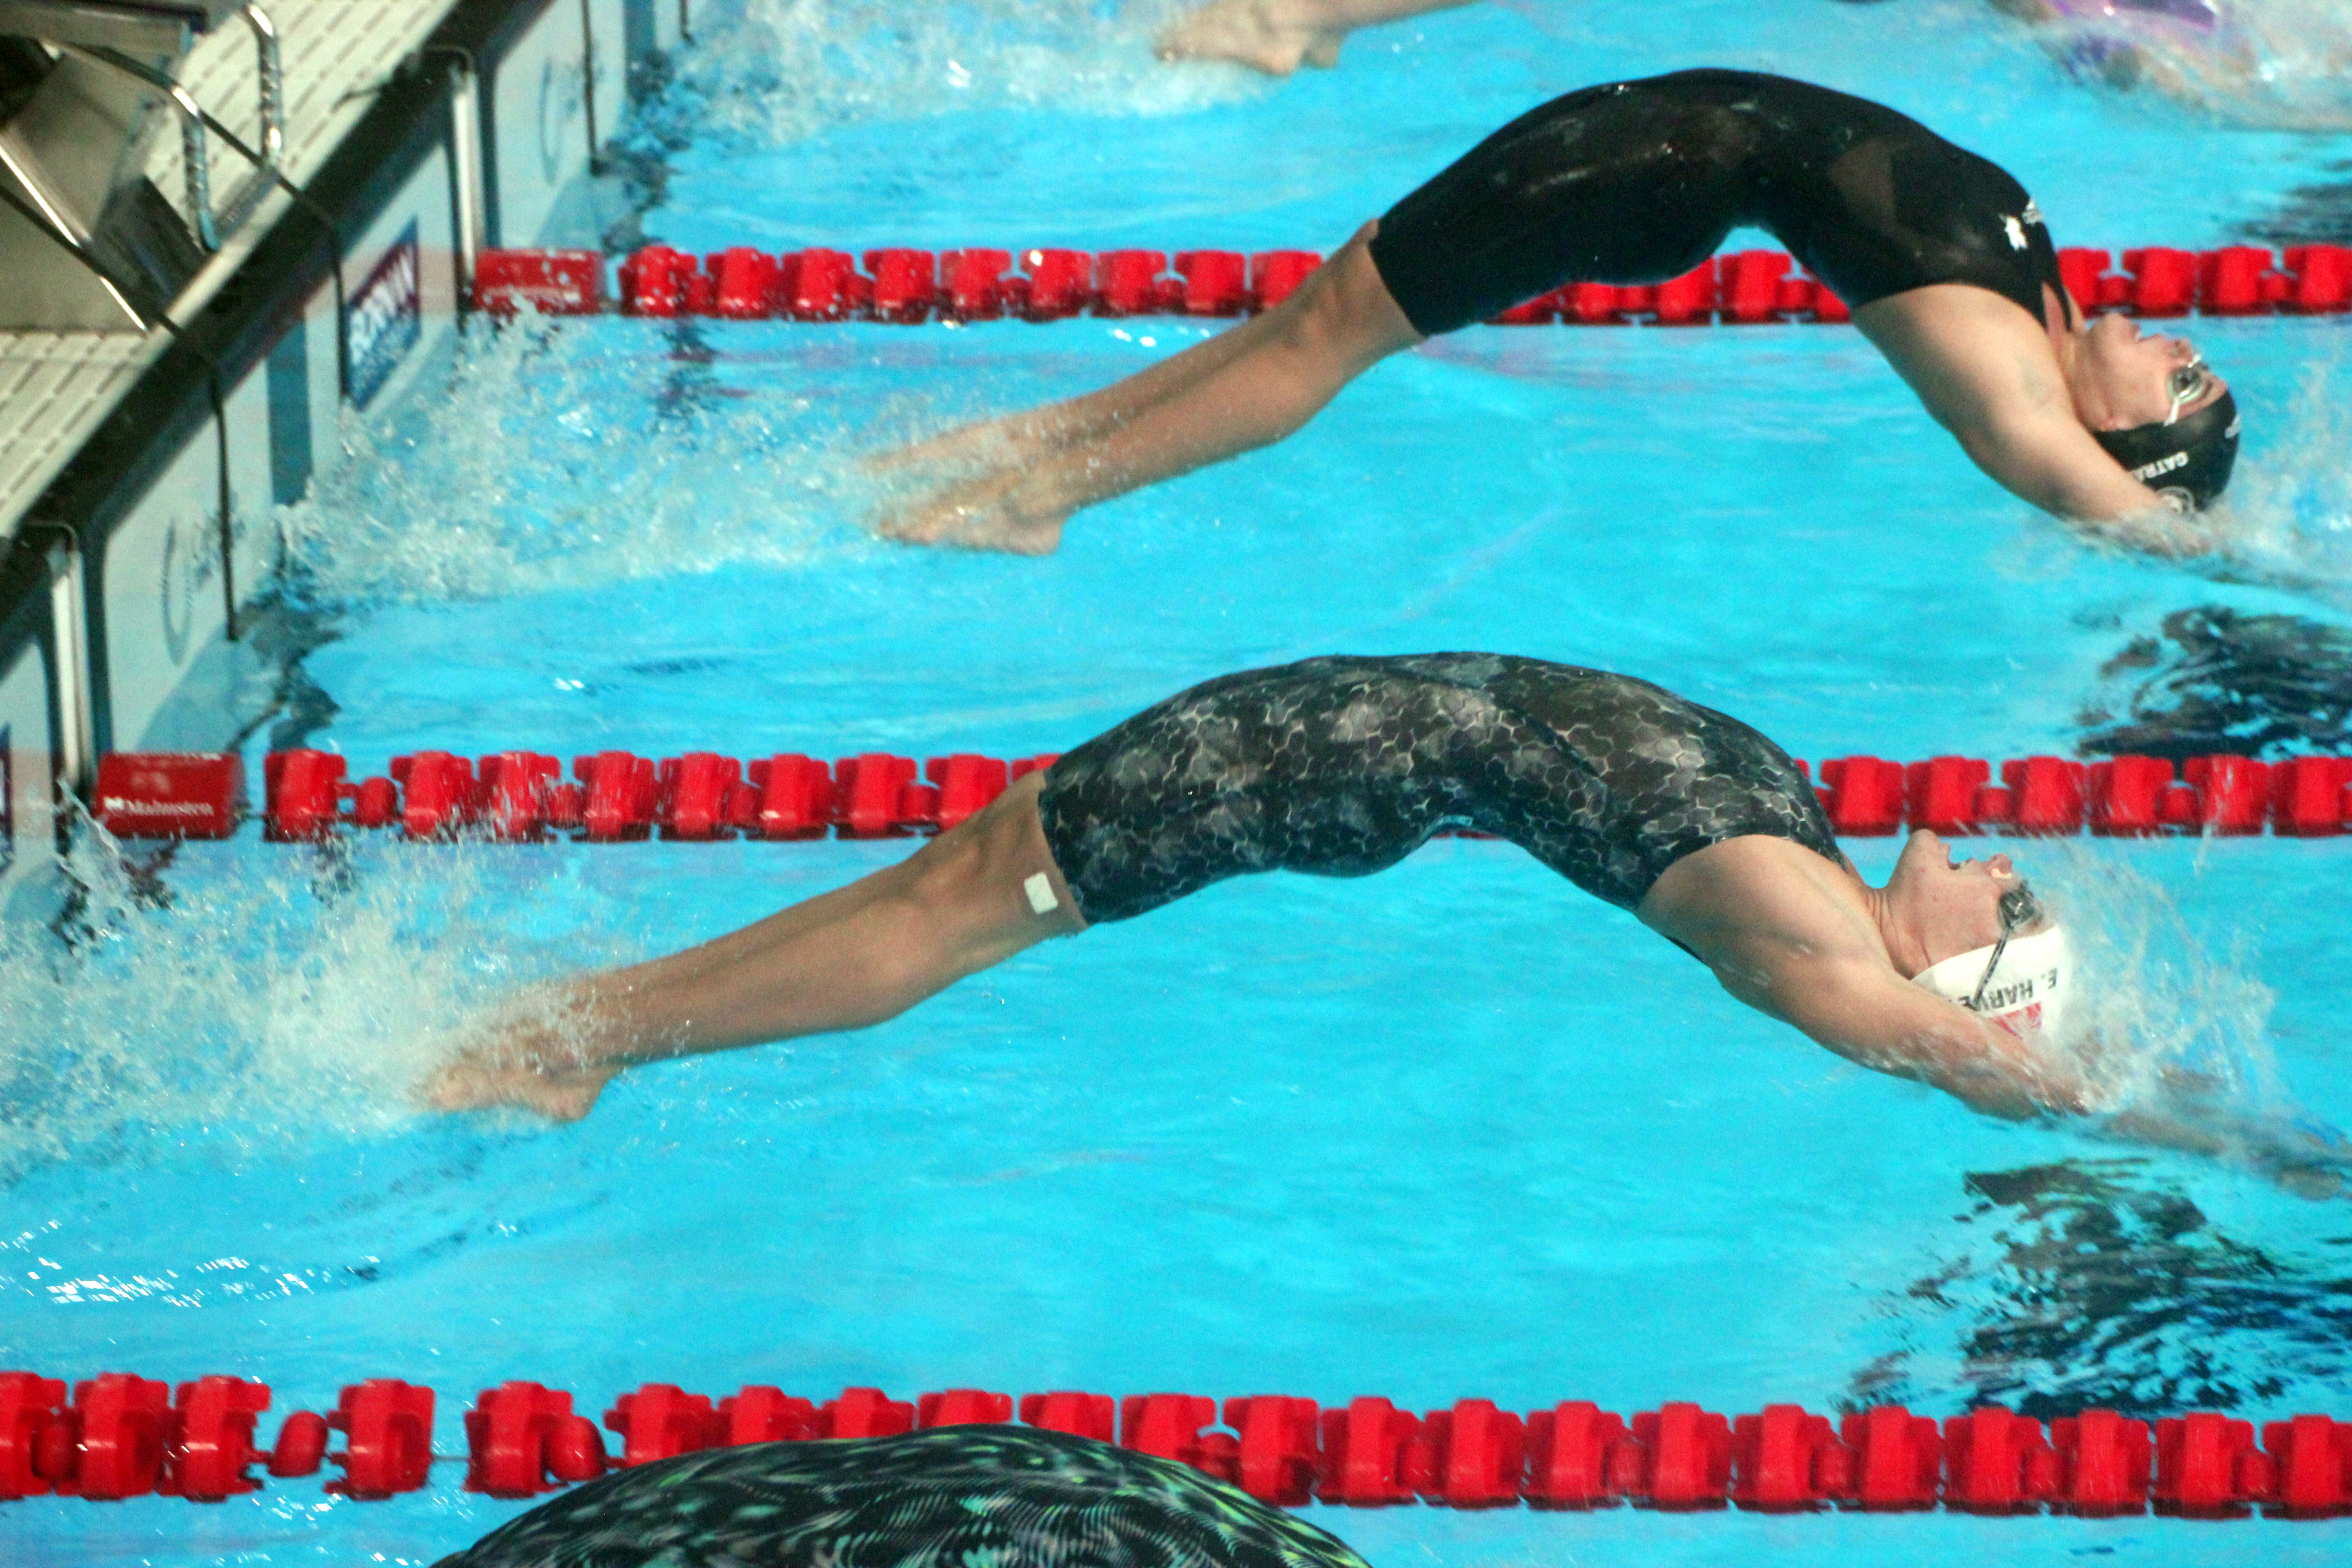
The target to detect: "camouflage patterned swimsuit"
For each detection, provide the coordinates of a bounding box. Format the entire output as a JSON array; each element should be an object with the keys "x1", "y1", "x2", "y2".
[
  {"x1": 1037, "y1": 653, "x2": 1842, "y2": 923},
  {"x1": 435, "y1": 1427, "x2": 1367, "y2": 1568}
]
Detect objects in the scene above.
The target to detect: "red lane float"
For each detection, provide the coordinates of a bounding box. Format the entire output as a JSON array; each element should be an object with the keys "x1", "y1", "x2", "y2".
[
  {"x1": 1523, "y1": 1400, "x2": 1630, "y2": 1509},
  {"x1": 323, "y1": 1379, "x2": 436, "y2": 1499},
  {"x1": 1121, "y1": 1393, "x2": 1226, "y2": 1474},
  {"x1": 81, "y1": 748, "x2": 2352, "y2": 842},
  {"x1": 9, "y1": 1370, "x2": 2352, "y2": 1520},
  {"x1": 476, "y1": 243, "x2": 2352, "y2": 323},
  {"x1": 1022, "y1": 1392, "x2": 1115, "y2": 1444},
  {"x1": 463, "y1": 1382, "x2": 606, "y2": 1499},
  {"x1": 0, "y1": 1374, "x2": 351, "y2": 1504}
]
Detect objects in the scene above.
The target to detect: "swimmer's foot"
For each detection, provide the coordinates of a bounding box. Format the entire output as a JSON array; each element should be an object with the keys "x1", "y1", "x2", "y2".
[
  {"x1": 865, "y1": 415, "x2": 1028, "y2": 476},
  {"x1": 874, "y1": 475, "x2": 1071, "y2": 555},
  {"x1": 1156, "y1": 0, "x2": 1345, "y2": 74},
  {"x1": 424, "y1": 1054, "x2": 619, "y2": 1122},
  {"x1": 420, "y1": 996, "x2": 623, "y2": 1122}
]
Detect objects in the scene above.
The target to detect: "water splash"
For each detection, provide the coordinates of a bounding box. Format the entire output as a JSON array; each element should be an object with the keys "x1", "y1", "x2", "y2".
[
  {"x1": 0, "y1": 810, "x2": 627, "y2": 1182},
  {"x1": 2215, "y1": 348, "x2": 2352, "y2": 597},
  {"x1": 2030, "y1": 0, "x2": 2352, "y2": 130},
  {"x1": 2017, "y1": 844, "x2": 2352, "y2": 1197},
  {"x1": 2181, "y1": 0, "x2": 2352, "y2": 131},
  {"x1": 2037, "y1": 846, "x2": 2275, "y2": 1096},
  {"x1": 645, "y1": 0, "x2": 1259, "y2": 152},
  {"x1": 282, "y1": 314, "x2": 876, "y2": 606}
]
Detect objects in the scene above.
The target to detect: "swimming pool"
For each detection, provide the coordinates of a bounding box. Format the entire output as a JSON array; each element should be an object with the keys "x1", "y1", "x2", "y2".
[{"x1": 8, "y1": 0, "x2": 2352, "y2": 1562}]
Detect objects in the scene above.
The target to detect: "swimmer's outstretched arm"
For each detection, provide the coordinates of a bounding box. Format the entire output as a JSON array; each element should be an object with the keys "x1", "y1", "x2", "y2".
[
  {"x1": 1641, "y1": 839, "x2": 2089, "y2": 1120},
  {"x1": 424, "y1": 775, "x2": 1083, "y2": 1121},
  {"x1": 1754, "y1": 956, "x2": 2089, "y2": 1120},
  {"x1": 1156, "y1": 0, "x2": 1482, "y2": 75},
  {"x1": 1853, "y1": 288, "x2": 2218, "y2": 555},
  {"x1": 872, "y1": 228, "x2": 1419, "y2": 554}
]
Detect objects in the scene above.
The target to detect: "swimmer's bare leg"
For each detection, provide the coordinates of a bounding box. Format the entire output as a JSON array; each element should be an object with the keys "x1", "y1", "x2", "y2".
[
  {"x1": 871, "y1": 287, "x2": 1300, "y2": 476},
  {"x1": 425, "y1": 774, "x2": 1083, "y2": 1122},
  {"x1": 876, "y1": 228, "x2": 1421, "y2": 554},
  {"x1": 1156, "y1": 0, "x2": 1481, "y2": 75}
]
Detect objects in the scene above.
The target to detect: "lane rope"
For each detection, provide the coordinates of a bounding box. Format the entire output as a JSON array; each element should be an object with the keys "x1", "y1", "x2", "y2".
[
  {"x1": 4, "y1": 1369, "x2": 2346, "y2": 1517},
  {"x1": 91, "y1": 749, "x2": 2352, "y2": 843},
  {"x1": 469, "y1": 242, "x2": 2352, "y2": 325}
]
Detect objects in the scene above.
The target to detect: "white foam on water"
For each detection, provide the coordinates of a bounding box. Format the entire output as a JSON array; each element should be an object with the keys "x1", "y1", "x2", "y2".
[
  {"x1": 2037, "y1": 846, "x2": 2276, "y2": 1097},
  {"x1": 2026, "y1": 844, "x2": 2350, "y2": 1190},
  {"x1": 2111, "y1": 0, "x2": 2352, "y2": 129},
  {"x1": 648, "y1": 0, "x2": 1261, "y2": 151},
  {"x1": 0, "y1": 811, "x2": 632, "y2": 1181},
  {"x1": 2213, "y1": 345, "x2": 2352, "y2": 602},
  {"x1": 281, "y1": 314, "x2": 881, "y2": 606}
]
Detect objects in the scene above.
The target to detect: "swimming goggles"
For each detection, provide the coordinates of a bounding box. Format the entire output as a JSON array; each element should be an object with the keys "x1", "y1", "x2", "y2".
[
  {"x1": 2163, "y1": 356, "x2": 2212, "y2": 426},
  {"x1": 1969, "y1": 882, "x2": 2045, "y2": 1011}
]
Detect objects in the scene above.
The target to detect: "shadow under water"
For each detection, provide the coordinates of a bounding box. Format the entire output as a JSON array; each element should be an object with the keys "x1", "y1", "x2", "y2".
[
  {"x1": 2244, "y1": 161, "x2": 2352, "y2": 247},
  {"x1": 2077, "y1": 606, "x2": 2352, "y2": 760},
  {"x1": 1849, "y1": 1159, "x2": 2352, "y2": 1418}
]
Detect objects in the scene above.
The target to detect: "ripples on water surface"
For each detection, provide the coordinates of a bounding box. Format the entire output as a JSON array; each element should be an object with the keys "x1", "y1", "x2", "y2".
[{"x1": 10, "y1": 1, "x2": 2352, "y2": 1563}]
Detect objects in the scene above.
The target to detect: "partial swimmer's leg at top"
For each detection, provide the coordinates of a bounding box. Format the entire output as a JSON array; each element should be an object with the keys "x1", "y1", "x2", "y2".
[
  {"x1": 873, "y1": 225, "x2": 1418, "y2": 554},
  {"x1": 1155, "y1": 0, "x2": 1481, "y2": 75},
  {"x1": 425, "y1": 771, "x2": 1083, "y2": 1120},
  {"x1": 870, "y1": 76, "x2": 1744, "y2": 554}
]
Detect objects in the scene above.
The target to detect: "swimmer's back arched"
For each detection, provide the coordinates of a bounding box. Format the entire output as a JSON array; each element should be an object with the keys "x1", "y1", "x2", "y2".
[{"x1": 1369, "y1": 69, "x2": 2068, "y2": 335}]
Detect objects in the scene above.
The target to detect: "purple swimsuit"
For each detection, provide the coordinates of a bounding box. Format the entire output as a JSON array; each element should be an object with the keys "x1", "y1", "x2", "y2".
[{"x1": 2048, "y1": 0, "x2": 2221, "y2": 75}]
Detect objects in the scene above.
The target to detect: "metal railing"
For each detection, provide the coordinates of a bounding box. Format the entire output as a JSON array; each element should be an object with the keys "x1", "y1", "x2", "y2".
[{"x1": 76, "y1": 2, "x2": 284, "y2": 254}]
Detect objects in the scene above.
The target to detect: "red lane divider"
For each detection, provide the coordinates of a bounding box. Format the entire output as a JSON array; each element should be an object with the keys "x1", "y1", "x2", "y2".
[
  {"x1": 10, "y1": 1369, "x2": 2352, "y2": 1518},
  {"x1": 88, "y1": 749, "x2": 2352, "y2": 843},
  {"x1": 474, "y1": 243, "x2": 2352, "y2": 324},
  {"x1": 92, "y1": 748, "x2": 1063, "y2": 843}
]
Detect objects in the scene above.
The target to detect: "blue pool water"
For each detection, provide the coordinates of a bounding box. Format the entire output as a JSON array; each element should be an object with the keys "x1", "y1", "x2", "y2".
[{"x1": 10, "y1": 1, "x2": 2352, "y2": 1563}]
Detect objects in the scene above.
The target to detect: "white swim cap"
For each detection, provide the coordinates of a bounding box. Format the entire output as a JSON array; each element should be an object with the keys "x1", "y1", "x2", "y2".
[{"x1": 1912, "y1": 925, "x2": 2073, "y2": 1041}]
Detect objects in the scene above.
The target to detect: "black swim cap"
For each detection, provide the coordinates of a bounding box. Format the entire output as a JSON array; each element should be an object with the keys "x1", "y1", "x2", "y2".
[{"x1": 2092, "y1": 388, "x2": 2241, "y2": 510}]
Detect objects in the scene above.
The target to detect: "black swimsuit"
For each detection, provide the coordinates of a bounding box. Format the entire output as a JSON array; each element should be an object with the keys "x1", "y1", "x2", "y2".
[
  {"x1": 1367, "y1": 69, "x2": 2069, "y2": 336},
  {"x1": 1036, "y1": 654, "x2": 1842, "y2": 924},
  {"x1": 436, "y1": 1427, "x2": 1367, "y2": 1568}
]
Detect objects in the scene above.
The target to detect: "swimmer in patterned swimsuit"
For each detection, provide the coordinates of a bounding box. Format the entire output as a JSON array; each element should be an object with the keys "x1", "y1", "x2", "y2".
[
  {"x1": 436, "y1": 1427, "x2": 1366, "y2": 1568},
  {"x1": 429, "y1": 654, "x2": 2085, "y2": 1127},
  {"x1": 877, "y1": 70, "x2": 2237, "y2": 556}
]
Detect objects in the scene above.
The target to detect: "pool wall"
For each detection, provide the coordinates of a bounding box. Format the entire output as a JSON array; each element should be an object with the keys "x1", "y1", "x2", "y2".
[{"x1": 0, "y1": 0, "x2": 682, "y2": 923}]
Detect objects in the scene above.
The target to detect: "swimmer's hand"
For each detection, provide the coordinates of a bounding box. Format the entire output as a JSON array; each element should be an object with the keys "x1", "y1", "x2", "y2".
[
  {"x1": 2073, "y1": 497, "x2": 2226, "y2": 561},
  {"x1": 1155, "y1": 0, "x2": 1346, "y2": 74},
  {"x1": 2102, "y1": 1068, "x2": 2352, "y2": 1200}
]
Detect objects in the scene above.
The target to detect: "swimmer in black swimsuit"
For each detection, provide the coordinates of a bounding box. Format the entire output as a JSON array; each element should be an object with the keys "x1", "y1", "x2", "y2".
[
  {"x1": 427, "y1": 653, "x2": 2088, "y2": 1127},
  {"x1": 436, "y1": 1426, "x2": 1367, "y2": 1568},
  {"x1": 877, "y1": 70, "x2": 2237, "y2": 557}
]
